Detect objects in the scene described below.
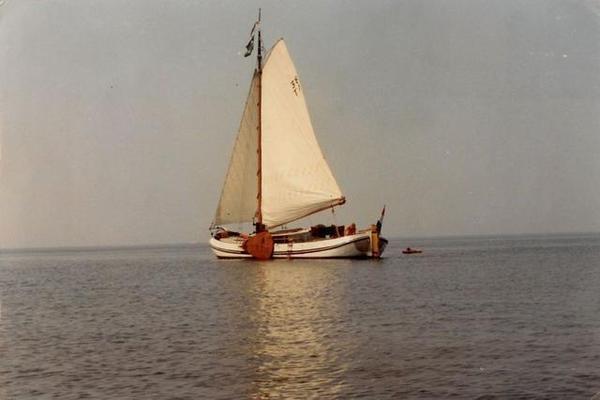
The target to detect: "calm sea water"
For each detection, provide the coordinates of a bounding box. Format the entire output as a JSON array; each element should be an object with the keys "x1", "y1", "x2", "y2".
[{"x1": 1, "y1": 235, "x2": 600, "y2": 399}]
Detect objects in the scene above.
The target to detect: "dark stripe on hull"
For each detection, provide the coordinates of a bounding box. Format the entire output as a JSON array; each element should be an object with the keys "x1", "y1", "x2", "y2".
[{"x1": 210, "y1": 246, "x2": 247, "y2": 255}]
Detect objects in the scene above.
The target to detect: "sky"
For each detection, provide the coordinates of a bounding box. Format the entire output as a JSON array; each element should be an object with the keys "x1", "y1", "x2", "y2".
[{"x1": 0, "y1": 0, "x2": 599, "y2": 248}]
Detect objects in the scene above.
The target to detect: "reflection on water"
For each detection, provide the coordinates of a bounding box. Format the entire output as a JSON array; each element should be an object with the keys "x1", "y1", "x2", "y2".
[
  {"x1": 0, "y1": 297, "x2": 6, "y2": 400},
  {"x1": 241, "y1": 261, "x2": 350, "y2": 398}
]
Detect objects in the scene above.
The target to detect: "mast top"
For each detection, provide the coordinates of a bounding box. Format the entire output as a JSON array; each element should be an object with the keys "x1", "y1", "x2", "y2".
[{"x1": 257, "y1": 8, "x2": 263, "y2": 71}]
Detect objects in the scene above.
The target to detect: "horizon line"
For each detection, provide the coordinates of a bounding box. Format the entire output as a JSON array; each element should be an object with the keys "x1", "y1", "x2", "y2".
[{"x1": 1, "y1": 231, "x2": 599, "y2": 253}]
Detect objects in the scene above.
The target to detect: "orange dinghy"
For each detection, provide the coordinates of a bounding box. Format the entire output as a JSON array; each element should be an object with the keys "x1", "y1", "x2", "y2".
[{"x1": 402, "y1": 247, "x2": 422, "y2": 254}]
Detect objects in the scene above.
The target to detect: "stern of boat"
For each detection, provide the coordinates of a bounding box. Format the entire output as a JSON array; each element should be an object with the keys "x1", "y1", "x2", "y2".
[{"x1": 368, "y1": 224, "x2": 388, "y2": 259}]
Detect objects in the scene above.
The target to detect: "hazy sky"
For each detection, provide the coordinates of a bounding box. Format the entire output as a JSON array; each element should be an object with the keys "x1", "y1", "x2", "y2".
[{"x1": 1, "y1": 0, "x2": 599, "y2": 248}]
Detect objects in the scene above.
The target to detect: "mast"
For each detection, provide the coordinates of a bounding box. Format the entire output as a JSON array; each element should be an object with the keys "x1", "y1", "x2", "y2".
[{"x1": 255, "y1": 8, "x2": 264, "y2": 231}]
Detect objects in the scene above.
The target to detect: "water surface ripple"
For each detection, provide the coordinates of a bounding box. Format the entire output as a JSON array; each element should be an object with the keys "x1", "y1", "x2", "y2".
[{"x1": 1, "y1": 235, "x2": 600, "y2": 399}]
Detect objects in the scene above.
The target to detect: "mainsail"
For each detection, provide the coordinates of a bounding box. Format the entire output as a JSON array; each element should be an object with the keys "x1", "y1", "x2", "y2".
[
  {"x1": 260, "y1": 40, "x2": 344, "y2": 228},
  {"x1": 213, "y1": 72, "x2": 260, "y2": 225}
]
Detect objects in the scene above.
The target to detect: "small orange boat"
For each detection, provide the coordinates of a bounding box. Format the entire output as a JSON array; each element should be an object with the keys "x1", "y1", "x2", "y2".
[{"x1": 402, "y1": 247, "x2": 422, "y2": 254}]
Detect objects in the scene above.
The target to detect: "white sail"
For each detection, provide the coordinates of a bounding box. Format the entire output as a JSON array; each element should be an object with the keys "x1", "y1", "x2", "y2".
[
  {"x1": 213, "y1": 71, "x2": 260, "y2": 225},
  {"x1": 261, "y1": 40, "x2": 344, "y2": 228}
]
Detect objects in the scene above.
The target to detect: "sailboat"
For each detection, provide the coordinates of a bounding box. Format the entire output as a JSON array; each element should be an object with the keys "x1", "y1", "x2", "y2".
[{"x1": 209, "y1": 12, "x2": 387, "y2": 259}]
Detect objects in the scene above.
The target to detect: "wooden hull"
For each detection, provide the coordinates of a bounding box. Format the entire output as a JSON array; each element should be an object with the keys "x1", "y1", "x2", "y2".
[{"x1": 209, "y1": 231, "x2": 387, "y2": 259}]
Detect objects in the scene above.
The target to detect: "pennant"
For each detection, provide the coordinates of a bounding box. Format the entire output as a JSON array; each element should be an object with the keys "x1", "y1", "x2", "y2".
[
  {"x1": 244, "y1": 35, "x2": 254, "y2": 57},
  {"x1": 377, "y1": 205, "x2": 386, "y2": 234},
  {"x1": 244, "y1": 21, "x2": 258, "y2": 57}
]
